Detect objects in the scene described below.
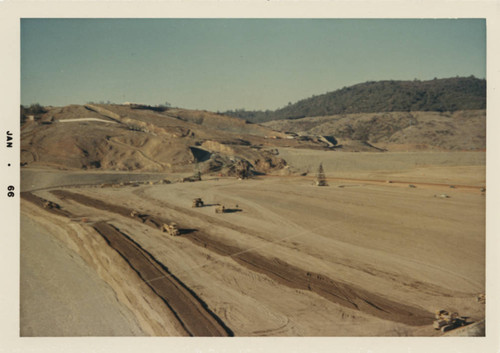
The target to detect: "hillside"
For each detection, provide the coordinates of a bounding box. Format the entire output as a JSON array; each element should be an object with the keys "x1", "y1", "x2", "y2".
[
  {"x1": 225, "y1": 77, "x2": 486, "y2": 123},
  {"x1": 263, "y1": 110, "x2": 486, "y2": 151},
  {"x1": 20, "y1": 104, "x2": 326, "y2": 173},
  {"x1": 20, "y1": 102, "x2": 487, "y2": 174}
]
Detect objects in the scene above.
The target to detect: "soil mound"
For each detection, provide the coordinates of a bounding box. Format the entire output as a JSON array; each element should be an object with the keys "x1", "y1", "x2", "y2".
[{"x1": 21, "y1": 104, "x2": 295, "y2": 173}]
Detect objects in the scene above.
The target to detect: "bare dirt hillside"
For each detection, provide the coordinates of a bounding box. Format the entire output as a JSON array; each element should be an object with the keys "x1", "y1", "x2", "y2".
[
  {"x1": 263, "y1": 110, "x2": 486, "y2": 151},
  {"x1": 21, "y1": 105, "x2": 486, "y2": 175},
  {"x1": 21, "y1": 104, "x2": 321, "y2": 174}
]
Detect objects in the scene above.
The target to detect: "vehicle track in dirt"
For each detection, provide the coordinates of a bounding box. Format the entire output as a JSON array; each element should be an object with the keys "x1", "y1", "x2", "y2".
[
  {"x1": 21, "y1": 192, "x2": 233, "y2": 337},
  {"x1": 107, "y1": 136, "x2": 166, "y2": 170},
  {"x1": 92, "y1": 222, "x2": 233, "y2": 336},
  {"x1": 50, "y1": 189, "x2": 434, "y2": 326}
]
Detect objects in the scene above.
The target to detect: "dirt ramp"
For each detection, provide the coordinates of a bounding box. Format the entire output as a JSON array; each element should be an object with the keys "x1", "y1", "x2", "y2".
[
  {"x1": 52, "y1": 190, "x2": 134, "y2": 218},
  {"x1": 185, "y1": 232, "x2": 433, "y2": 326},
  {"x1": 92, "y1": 222, "x2": 233, "y2": 337},
  {"x1": 21, "y1": 192, "x2": 74, "y2": 218},
  {"x1": 23, "y1": 191, "x2": 232, "y2": 336}
]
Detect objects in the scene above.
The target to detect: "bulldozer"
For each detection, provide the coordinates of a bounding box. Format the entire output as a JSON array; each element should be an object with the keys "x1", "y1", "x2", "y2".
[
  {"x1": 162, "y1": 222, "x2": 180, "y2": 236},
  {"x1": 192, "y1": 198, "x2": 204, "y2": 208},
  {"x1": 43, "y1": 200, "x2": 60, "y2": 209},
  {"x1": 433, "y1": 310, "x2": 468, "y2": 332}
]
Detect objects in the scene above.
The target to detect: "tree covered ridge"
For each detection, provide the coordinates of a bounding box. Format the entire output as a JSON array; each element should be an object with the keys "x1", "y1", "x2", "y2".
[{"x1": 224, "y1": 77, "x2": 486, "y2": 123}]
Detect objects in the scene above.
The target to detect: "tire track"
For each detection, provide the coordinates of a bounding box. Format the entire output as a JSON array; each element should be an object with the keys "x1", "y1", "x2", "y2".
[{"x1": 50, "y1": 189, "x2": 434, "y2": 326}]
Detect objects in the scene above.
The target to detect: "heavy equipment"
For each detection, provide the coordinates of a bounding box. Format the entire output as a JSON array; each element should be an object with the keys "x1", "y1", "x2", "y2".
[
  {"x1": 162, "y1": 222, "x2": 180, "y2": 236},
  {"x1": 192, "y1": 198, "x2": 204, "y2": 208},
  {"x1": 433, "y1": 310, "x2": 468, "y2": 333}
]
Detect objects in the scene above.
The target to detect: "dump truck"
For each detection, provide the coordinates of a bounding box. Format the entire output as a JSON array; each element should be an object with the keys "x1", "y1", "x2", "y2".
[
  {"x1": 162, "y1": 222, "x2": 180, "y2": 236},
  {"x1": 215, "y1": 205, "x2": 226, "y2": 214},
  {"x1": 433, "y1": 310, "x2": 468, "y2": 332},
  {"x1": 192, "y1": 198, "x2": 204, "y2": 208}
]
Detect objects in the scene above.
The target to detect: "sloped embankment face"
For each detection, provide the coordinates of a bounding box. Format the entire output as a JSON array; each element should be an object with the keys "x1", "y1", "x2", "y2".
[
  {"x1": 50, "y1": 190, "x2": 433, "y2": 327},
  {"x1": 21, "y1": 104, "x2": 290, "y2": 173},
  {"x1": 21, "y1": 118, "x2": 196, "y2": 172},
  {"x1": 263, "y1": 110, "x2": 486, "y2": 151},
  {"x1": 92, "y1": 222, "x2": 233, "y2": 337},
  {"x1": 21, "y1": 192, "x2": 233, "y2": 337}
]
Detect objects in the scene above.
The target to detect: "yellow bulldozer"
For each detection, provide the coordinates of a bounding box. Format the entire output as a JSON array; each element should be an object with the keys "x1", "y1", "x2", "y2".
[
  {"x1": 162, "y1": 222, "x2": 180, "y2": 236},
  {"x1": 433, "y1": 310, "x2": 468, "y2": 333}
]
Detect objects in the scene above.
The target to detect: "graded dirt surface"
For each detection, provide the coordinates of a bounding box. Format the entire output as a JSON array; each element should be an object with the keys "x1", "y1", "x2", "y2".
[
  {"x1": 20, "y1": 212, "x2": 145, "y2": 336},
  {"x1": 20, "y1": 150, "x2": 486, "y2": 336}
]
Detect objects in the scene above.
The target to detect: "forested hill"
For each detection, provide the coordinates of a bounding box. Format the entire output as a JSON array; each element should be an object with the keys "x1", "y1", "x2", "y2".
[{"x1": 224, "y1": 77, "x2": 486, "y2": 123}]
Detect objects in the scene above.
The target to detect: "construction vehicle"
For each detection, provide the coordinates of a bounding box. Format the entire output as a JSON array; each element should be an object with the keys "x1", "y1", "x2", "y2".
[
  {"x1": 43, "y1": 201, "x2": 60, "y2": 209},
  {"x1": 192, "y1": 198, "x2": 204, "y2": 208},
  {"x1": 433, "y1": 310, "x2": 468, "y2": 332},
  {"x1": 215, "y1": 205, "x2": 226, "y2": 214},
  {"x1": 182, "y1": 172, "x2": 202, "y2": 183},
  {"x1": 192, "y1": 171, "x2": 202, "y2": 181},
  {"x1": 162, "y1": 222, "x2": 180, "y2": 236}
]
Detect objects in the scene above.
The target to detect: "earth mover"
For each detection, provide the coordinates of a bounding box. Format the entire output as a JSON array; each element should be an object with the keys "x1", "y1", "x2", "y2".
[
  {"x1": 43, "y1": 200, "x2": 60, "y2": 209},
  {"x1": 192, "y1": 198, "x2": 204, "y2": 208},
  {"x1": 433, "y1": 310, "x2": 468, "y2": 333},
  {"x1": 162, "y1": 222, "x2": 180, "y2": 236}
]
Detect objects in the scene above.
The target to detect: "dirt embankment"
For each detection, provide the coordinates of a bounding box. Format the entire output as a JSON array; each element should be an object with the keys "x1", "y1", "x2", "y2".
[
  {"x1": 50, "y1": 190, "x2": 433, "y2": 326},
  {"x1": 20, "y1": 104, "x2": 299, "y2": 173},
  {"x1": 263, "y1": 110, "x2": 486, "y2": 151},
  {"x1": 21, "y1": 192, "x2": 232, "y2": 336},
  {"x1": 92, "y1": 222, "x2": 232, "y2": 336}
]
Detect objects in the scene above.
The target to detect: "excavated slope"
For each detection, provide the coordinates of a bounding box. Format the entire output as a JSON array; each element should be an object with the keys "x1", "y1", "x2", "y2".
[
  {"x1": 263, "y1": 110, "x2": 486, "y2": 151},
  {"x1": 21, "y1": 104, "x2": 293, "y2": 173}
]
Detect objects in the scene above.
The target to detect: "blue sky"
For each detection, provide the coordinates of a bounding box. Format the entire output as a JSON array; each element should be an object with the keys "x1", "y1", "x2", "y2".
[{"x1": 21, "y1": 19, "x2": 486, "y2": 111}]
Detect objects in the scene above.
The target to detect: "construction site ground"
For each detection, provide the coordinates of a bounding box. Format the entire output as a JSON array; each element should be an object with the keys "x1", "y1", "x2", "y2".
[{"x1": 20, "y1": 151, "x2": 486, "y2": 336}]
